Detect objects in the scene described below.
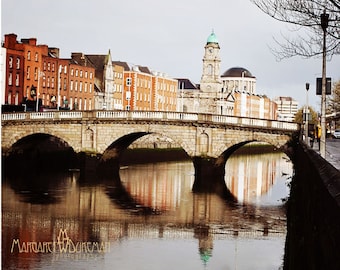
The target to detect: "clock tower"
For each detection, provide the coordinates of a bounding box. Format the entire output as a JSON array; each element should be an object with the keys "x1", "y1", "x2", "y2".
[{"x1": 200, "y1": 31, "x2": 221, "y2": 93}]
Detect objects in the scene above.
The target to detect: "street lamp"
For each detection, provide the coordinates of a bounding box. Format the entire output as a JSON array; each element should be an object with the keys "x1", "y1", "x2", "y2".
[
  {"x1": 304, "y1": 82, "x2": 310, "y2": 144},
  {"x1": 320, "y1": 10, "x2": 329, "y2": 158}
]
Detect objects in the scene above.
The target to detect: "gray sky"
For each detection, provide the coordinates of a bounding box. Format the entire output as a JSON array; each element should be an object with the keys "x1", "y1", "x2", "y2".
[{"x1": 2, "y1": 0, "x2": 339, "y2": 110}]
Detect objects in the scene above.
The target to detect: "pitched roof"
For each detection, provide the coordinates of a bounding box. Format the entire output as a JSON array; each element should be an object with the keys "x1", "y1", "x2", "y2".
[{"x1": 176, "y1": 78, "x2": 199, "y2": 90}]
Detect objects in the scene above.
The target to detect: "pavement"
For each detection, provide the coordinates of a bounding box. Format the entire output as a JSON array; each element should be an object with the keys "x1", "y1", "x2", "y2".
[{"x1": 310, "y1": 138, "x2": 340, "y2": 171}]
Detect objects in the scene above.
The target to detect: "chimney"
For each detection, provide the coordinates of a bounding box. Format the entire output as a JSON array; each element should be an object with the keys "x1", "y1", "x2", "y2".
[
  {"x1": 4, "y1": 33, "x2": 18, "y2": 49},
  {"x1": 21, "y1": 38, "x2": 37, "y2": 46}
]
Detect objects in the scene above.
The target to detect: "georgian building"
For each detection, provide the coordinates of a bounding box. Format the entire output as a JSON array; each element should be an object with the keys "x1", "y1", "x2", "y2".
[
  {"x1": 113, "y1": 61, "x2": 178, "y2": 111},
  {"x1": 2, "y1": 34, "x2": 96, "y2": 111},
  {"x1": 72, "y1": 51, "x2": 114, "y2": 110}
]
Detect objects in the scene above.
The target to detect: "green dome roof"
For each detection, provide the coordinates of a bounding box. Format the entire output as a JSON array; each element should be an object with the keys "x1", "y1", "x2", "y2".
[{"x1": 207, "y1": 31, "x2": 218, "y2": 44}]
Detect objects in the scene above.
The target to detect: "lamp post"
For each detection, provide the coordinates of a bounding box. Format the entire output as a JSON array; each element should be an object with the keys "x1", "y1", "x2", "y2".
[
  {"x1": 57, "y1": 65, "x2": 62, "y2": 111},
  {"x1": 320, "y1": 10, "x2": 329, "y2": 158},
  {"x1": 305, "y1": 82, "x2": 310, "y2": 144}
]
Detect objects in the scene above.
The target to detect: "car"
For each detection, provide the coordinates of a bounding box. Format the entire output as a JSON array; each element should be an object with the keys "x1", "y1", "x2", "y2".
[{"x1": 333, "y1": 129, "x2": 340, "y2": 139}]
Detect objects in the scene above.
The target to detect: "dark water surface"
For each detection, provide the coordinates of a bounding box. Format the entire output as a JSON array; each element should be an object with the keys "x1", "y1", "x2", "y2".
[{"x1": 2, "y1": 151, "x2": 292, "y2": 269}]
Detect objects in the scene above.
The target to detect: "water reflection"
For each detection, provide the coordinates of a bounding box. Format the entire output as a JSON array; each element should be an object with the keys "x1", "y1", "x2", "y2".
[
  {"x1": 225, "y1": 152, "x2": 292, "y2": 205},
  {"x1": 2, "y1": 151, "x2": 291, "y2": 269}
]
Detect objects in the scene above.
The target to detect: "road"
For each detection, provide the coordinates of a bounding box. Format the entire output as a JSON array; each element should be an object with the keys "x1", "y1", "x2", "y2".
[{"x1": 325, "y1": 138, "x2": 340, "y2": 171}]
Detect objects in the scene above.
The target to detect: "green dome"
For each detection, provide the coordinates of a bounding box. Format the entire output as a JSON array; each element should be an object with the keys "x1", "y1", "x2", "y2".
[{"x1": 207, "y1": 31, "x2": 218, "y2": 44}]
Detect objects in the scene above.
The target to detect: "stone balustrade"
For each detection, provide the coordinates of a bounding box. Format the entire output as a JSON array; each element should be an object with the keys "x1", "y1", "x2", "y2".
[{"x1": 1, "y1": 110, "x2": 299, "y2": 131}]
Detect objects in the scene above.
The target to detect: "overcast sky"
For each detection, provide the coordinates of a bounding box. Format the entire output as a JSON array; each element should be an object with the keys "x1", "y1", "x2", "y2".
[{"x1": 2, "y1": 0, "x2": 339, "y2": 110}]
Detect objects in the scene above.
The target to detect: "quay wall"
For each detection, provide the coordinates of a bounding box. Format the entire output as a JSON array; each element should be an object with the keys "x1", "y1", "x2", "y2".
[{"x1": 284, "y1": 140, "x2": 340, "y2": 270}]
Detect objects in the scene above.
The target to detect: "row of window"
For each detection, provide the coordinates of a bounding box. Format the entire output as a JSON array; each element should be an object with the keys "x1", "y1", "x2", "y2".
[
  {"x1": 8, "y1": 57, "x2": 20, "y2": 69},
  {"x1": 40, "y1": 94, "x2": 93, "y2": 110},
  {"x1": 69, "y1": 80, "x2": 93, "y2": 93},
  {"x1": 7, "y1": 73, "x2": 20, "y2": 86},
  {"x1": 27, "y1": 51, "x2": 39, "y2": 62}
]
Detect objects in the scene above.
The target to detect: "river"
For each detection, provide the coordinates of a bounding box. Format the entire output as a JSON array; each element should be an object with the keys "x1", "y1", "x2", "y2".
[{"x1": 2, "y1": 149, "x2": 292, "y2": 269}]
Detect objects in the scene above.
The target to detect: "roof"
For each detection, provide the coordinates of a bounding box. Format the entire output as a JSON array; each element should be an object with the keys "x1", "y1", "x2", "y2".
[
  {"x1": 207, "y1": 31, "x2": 218, "y2": 44},
  {"x1": 221, "y1": 67, "x2": 255, "y2": 78},
  {"x1": 176, "y1": 78, "x2": 199, "y2": 90}
]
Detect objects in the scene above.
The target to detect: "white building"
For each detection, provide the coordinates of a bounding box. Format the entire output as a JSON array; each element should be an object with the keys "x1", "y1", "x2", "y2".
[
  {"x1": 274, "y1": 96, "x2": 299, "y2": 122},
  {"x1": 179, "y1": 31, "x2": 277, "y2": 120}
]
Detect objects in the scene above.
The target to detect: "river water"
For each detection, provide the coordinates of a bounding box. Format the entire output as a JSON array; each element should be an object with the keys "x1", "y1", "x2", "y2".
[{"x1": 2, "y1": 150, "x2": 292, "y2": 269}]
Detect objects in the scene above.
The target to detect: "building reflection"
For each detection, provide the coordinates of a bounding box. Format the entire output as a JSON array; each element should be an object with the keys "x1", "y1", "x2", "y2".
[
  {"x1": 225, "y1": 152, "x2": 292, "y2": 204},
  {"x1": 2, "y1": 154, "x2": 290, "y2": 269}
]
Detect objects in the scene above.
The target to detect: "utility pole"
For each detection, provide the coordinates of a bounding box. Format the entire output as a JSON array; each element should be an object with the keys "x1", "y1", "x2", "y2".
[{"x1": 320, "y1": 11, "x2": 329, "y2": 158}]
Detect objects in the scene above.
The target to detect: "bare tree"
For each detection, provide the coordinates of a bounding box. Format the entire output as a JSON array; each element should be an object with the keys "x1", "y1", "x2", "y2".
[{"x1": 251, "y1": 0, "x2": 340, "y2": 60}]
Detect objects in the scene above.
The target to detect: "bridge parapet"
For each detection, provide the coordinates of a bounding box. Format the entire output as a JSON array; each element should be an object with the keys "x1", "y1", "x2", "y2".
[{"x1": 2, "y1": 111, "x2": 299, "y2": 131}]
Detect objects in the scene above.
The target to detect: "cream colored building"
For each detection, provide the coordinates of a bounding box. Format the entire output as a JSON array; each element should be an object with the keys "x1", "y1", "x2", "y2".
[
  {"x1": 179, "y1": 31, "x2": 277, "y2": 120},
  {"x1": 274, "y1": 96, "x2": 299, "y2": 122}
]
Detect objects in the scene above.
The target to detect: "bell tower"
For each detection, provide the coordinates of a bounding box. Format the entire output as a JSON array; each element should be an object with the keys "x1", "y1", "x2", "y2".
[{"x1": 200, "y1": 31, "x2": 221, "y2": 93}]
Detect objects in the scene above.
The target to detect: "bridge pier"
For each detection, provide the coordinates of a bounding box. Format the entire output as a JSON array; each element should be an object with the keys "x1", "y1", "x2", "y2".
[{"x1": 192, "y1": 156, "x2": 236, "y2": 202}]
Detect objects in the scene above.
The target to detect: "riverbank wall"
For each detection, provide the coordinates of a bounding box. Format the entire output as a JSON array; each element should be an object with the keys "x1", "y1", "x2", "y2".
[{"x1": 284, "y1": 140, "x2": 340, "y2": 269}]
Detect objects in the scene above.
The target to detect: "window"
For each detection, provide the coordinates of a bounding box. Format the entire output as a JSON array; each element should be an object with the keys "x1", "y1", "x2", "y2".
[
  {"x1": 75, "y1": 69, "x2": 78, "y2": 77},
  {"x1": 47, "y1": 62, "x2": 51, "y2": 71},
  {"x1": 90, "y1": 72, "x2": 93, "y2": 79},
  {"x1": 15, "y1": 92, "x2": 19, "y2": 105},
  {"x1": 85, "y1": 71, "x2": 88, "y2": 78},
  {"x1": 8, "y1": 92, "x2": 12, "y2": 104},
  {"x1": 207, "y1": 64, "x2": 213, "y2": 75},
  {"x1": 89, "y1": 83, "x2": 92, "y2": 93},
  {"x1": 15, "y1": 74, "x2": 19, "y2": 86},
  {"x1": 126, "y1": 77, "x2": 132, "y2": 86},
  {"x1": 70, "y1": 80, "x2": 73, "y2": 91},
  {"x1": 79, "y1": 82, "x2": 82, "y2": 92},
  {"x1": 9, "y1": 57, "x2": 13, "y2": 68},
  {"x1": 71, "y1": 68, "x2": 74, "y2": 76},
  {"x1": 16, "y1": 58, "x2": 20, "y2": 69},
  {"x1": 27, "y1": 51, "x2": 31, "y2": 60},
  {"x1": 35, "y1": 52, "x2": 38, "y2": 61},
  {"x1": 84, "y1": 82, "x2": 87, "y2": 92},
  {"x1": 52, "y1": 63, "x2": 55, "y2": 72},
  {"x1": 34, "y1": 68, "x2": 38, "y2": 80},
  {"x1": 80, "y1": 70, "x2": 83, "y2": 78},
  {"x1": 8, "y1": 73, "x2": 13, "y2": 85},
  {"x1": 51, "y1": 77, "x2": 55, "y2": 88}
]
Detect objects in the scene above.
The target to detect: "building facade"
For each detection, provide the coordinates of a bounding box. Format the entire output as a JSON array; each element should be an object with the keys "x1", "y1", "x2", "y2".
[
  {"x1": 180, "y1": 31, "x2": 278, "y2": 120},
  {"x1": 274, "y1": 96, "x2": 299, "y2": 122},
  {"x1": 113, "y1": 62, "x2": 177, "y2": 111},
  {"x1": 2, "y1": 34, "x2": 96, "y2": 111}
]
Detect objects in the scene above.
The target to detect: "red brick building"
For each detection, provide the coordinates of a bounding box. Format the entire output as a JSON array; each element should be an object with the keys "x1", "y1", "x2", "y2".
[{"x1": 3, "y1": 34, "x2": 96, "y2": 111}]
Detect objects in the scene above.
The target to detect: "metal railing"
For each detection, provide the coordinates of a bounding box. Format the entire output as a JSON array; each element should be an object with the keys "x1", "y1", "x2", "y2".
[{"x1": 1, "y1": 110, "x2": 299, "y2": 131}]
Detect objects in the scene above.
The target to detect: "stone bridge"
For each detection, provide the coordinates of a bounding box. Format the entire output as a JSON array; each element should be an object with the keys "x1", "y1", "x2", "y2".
[
  {"x1": 2, "y1": 110, "x2": 299, "y2": 195},
  {"x1": 1, "y1": 110, "x2": 298, "y2": 156}
]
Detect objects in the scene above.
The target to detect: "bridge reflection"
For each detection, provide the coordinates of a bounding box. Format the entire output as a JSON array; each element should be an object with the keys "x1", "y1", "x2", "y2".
[{"x1": 2, "y1": 156, "x2": 288, "y2": 269}]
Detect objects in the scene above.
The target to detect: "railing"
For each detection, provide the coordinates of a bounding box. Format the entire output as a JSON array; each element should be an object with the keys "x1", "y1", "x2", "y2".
[{"x1": 1, "y1": 110, "x2": 299, "y2": 131}]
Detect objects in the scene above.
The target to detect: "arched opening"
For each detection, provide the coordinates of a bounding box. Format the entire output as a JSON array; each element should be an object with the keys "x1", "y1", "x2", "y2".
[
  {"x1": 4, "y1": 133, "x2": 76, "y2": 173},
  {"x1": 98, "y1": 132, "x2": 193, "y2": 213}
]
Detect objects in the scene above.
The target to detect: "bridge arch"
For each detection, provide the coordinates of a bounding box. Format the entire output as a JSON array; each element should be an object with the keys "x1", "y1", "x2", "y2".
[
  {"x1": 8, "y1": 133, "x2": 73, "y2": 153},
  {"x1": 5, "y1": 133, "x2": 76, "y2": 171},
  {"x1": 101, "y1": 131, "x2": 192, "y2": 163}
]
